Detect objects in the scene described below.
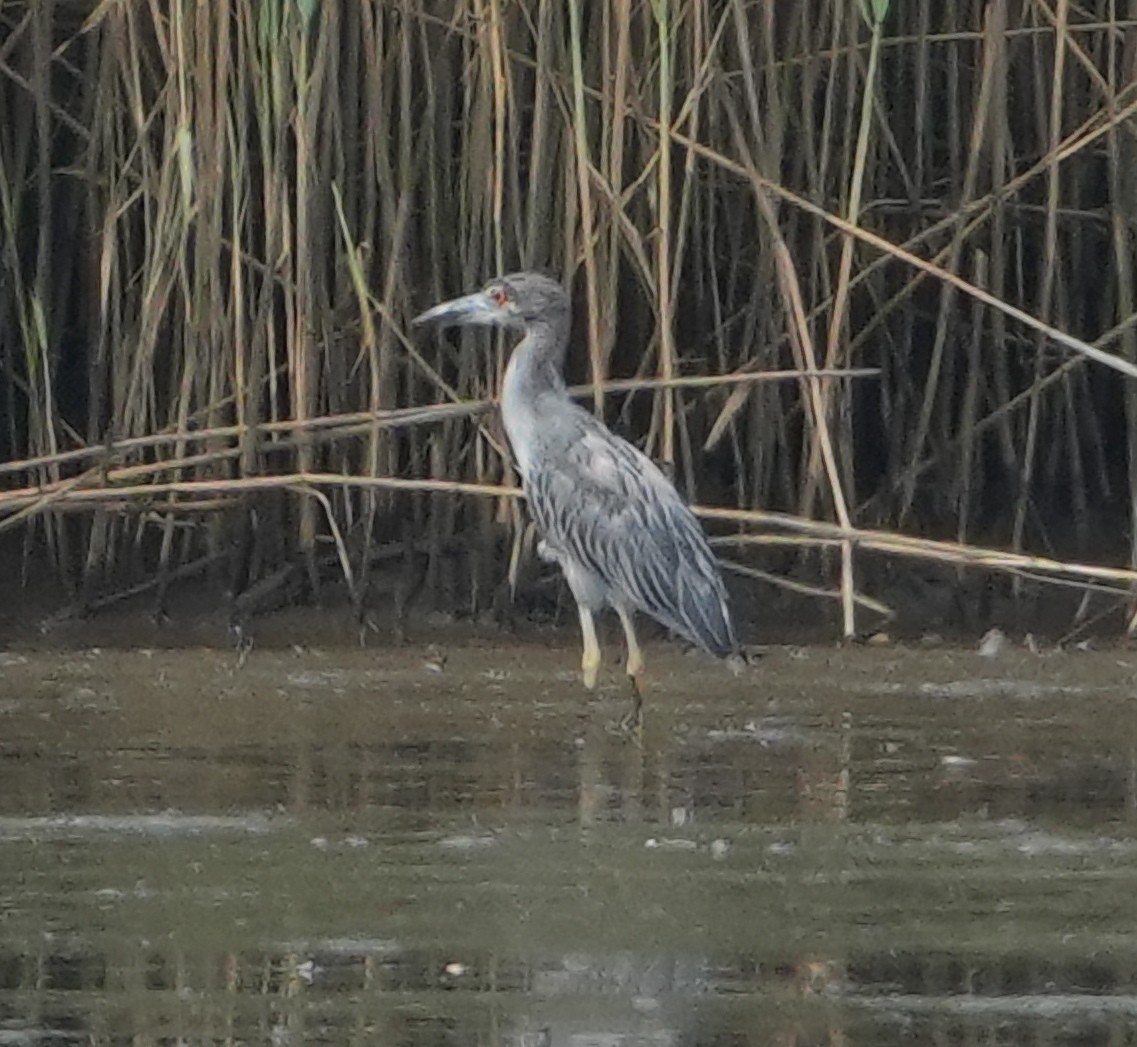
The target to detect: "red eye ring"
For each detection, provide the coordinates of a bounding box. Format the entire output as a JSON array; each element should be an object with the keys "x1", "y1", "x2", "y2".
[{"x1": 491, "y1": 287, "x2": 510, "y2": 306}]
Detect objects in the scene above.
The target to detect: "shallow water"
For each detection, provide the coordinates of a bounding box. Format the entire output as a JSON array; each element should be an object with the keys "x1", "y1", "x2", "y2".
[{"x1": 2, "y1": 639, "x2": 1137, "y2": 1046}]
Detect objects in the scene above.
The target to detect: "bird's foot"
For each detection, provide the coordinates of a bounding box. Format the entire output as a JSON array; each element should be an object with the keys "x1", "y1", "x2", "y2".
[
  {"x1": 616, "y1": 690, "x2": 643, "y2": 736},
  {"x1": 581, "y1": 659, "x2": 600, "y2": 691},
  {"x1": 614, "y1": 671, "x2": 644, "y2": 735},
  {"x1": 726, "y1": 651, "x2": 749, "y2": 675}
]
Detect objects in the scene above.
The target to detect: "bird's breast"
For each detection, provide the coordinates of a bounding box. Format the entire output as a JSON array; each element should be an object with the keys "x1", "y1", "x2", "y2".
[
  {"x1": 500, "y1": 361, "x2": 548, "y2": 480},
  {"x1": 500, "y1": 400, "x2": 536, "y2": 480}
]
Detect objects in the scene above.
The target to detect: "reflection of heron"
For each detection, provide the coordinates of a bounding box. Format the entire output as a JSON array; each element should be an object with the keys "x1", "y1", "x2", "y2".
[{"x1": 414, "y1": 272, "x2": 738, "y2": 712}]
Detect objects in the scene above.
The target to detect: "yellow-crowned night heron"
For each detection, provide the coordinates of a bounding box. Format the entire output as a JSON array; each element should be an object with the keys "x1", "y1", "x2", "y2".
[{"x1": 413, "y1": 271, "x2": 738, "y2": 702}]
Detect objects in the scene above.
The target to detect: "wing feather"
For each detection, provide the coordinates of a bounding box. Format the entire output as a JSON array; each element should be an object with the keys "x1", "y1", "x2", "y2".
[{"x1": 526, "y1": 414, "x2": 736, "y2": 657}]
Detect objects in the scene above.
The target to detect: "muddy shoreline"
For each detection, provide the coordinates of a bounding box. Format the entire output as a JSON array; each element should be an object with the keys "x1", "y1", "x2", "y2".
[{"x1": 2, "y1": 561, "x2": 1131, "y2": 657}]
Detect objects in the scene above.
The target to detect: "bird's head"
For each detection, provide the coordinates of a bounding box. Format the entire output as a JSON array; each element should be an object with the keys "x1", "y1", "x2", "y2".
[{"x1": 412, "y1": 271, "x2": 568, "y2": 333}]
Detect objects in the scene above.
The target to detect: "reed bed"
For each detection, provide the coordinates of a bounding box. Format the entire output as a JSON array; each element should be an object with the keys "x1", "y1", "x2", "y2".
[{"x1": 2, "y1": 0, "x2": 1137, "y2": 637}]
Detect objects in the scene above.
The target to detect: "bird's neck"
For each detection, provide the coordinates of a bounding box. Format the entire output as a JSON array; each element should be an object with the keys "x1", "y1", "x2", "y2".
[
  {"x1": 500, "y1": 318, "x2": 570, "y2": 477},
  {"x1": 501, "y1": 320, "x2": 569, "y2": 410}
]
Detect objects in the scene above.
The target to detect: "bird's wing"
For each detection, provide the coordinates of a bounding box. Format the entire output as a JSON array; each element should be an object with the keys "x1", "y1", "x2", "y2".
[{"x1": 527, "y1": 419, "x2": 736, "y2": 656}]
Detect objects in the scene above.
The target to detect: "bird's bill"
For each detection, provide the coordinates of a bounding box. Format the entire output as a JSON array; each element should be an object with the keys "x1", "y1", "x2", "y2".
[{"x1": 411, "y1": 290, "x2": 501, "y2": 329}]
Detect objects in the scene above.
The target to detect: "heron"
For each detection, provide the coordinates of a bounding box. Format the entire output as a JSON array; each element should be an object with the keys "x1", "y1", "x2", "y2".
[{"x1": 413, "y1": 271, "x2": 739, "y2": 712}]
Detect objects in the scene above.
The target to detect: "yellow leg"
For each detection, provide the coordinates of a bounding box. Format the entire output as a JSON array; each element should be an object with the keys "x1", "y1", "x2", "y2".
[
  {"x1": 615, "y1": 605, "x2": 644, "y2": 681},
  {"x1": 615, "y1": 604, "x2": 644, "y2": 732},
  {"x1": 578, "y1": 604, "x2": 602, "y2": 690}
]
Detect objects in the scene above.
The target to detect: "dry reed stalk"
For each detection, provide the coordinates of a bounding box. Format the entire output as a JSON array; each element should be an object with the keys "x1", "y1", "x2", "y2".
[
  {"x1": 724, "y1": 95, "x2": 860, "y2": 638},
  {"x1": 0, "y1": 474, "x2": 523, "y2": 515},
  {"x1": 898, "y1": 0, "x2": 1003, "y2": 527},
  {"x1": 5, "y1": 4, "x2": 1137, "y2": 632},
  {"x1": 667, "y1": 124, "x2": 1137, "y2": 381},
  {"x1": 1105, "y1": 0, "x2": 1137, "y2": 628},
  {"x1": 719, "y1": 556, "x2": 894, "y2": 619},
  {"x1": 701, "y1": 508, "x2": 1137, "y2": 591},
  {"x1": 4, "y1": 465, "x2": 1131, "y2": 614},
  {"x1": 1010, "y1": 0, "x2": 1070, "y2": 580},
  {"x1": 805, "y1": 0, "x2": 888, "y2": 520},
  {"x1": 0, "y1": 367, "x2": 876, "y2": 525},
  {"x1": 652, "y1": 0, "x2": 677, "y2": 469}
]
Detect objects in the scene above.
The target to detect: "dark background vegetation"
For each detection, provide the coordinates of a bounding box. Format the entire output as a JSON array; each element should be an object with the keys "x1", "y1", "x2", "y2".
[{"x1": 3, "y1": 0, "x2": 1137, "y2": 639}]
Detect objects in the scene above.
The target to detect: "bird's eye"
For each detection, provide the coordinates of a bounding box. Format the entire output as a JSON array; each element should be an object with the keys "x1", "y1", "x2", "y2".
[{"x1": 491, "y1": 287, "x2": 510, "y2": 307}]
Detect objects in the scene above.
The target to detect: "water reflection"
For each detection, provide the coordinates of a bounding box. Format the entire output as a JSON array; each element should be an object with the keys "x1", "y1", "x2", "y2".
[{"x1": 1, "y1": 643, "x2": 1137, "y2": 1045}]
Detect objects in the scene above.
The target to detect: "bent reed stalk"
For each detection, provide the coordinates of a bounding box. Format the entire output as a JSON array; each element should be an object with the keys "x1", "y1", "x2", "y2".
[{"x1": 2, "y1": 1, "x2": 1137, "y2": 635}]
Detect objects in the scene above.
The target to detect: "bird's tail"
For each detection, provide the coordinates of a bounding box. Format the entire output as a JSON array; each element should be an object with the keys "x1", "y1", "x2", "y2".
[{"x1": 679, "y1": 584, "x2": 738, "y2": 661}]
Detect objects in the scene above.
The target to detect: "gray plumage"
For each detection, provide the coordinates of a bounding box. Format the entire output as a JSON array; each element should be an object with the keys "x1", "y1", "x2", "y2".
[
  {"x1": 413, "y1": 271, "x2": 737, "y2": 688},
  {"x1": 525, "y1": 421, "x2": 736, "y2": 657}
]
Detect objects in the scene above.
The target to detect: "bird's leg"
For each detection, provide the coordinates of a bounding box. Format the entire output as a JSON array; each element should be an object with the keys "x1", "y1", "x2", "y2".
[
  {"x1": 577, "y1": 604, "x2": 602, "y2": 690},
  {"x1": 615, "y1": 604, "x2": 645, "y2": 683},
  {"x1": 615, "y1": 605, "x2": 645, "y2": 730}
]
